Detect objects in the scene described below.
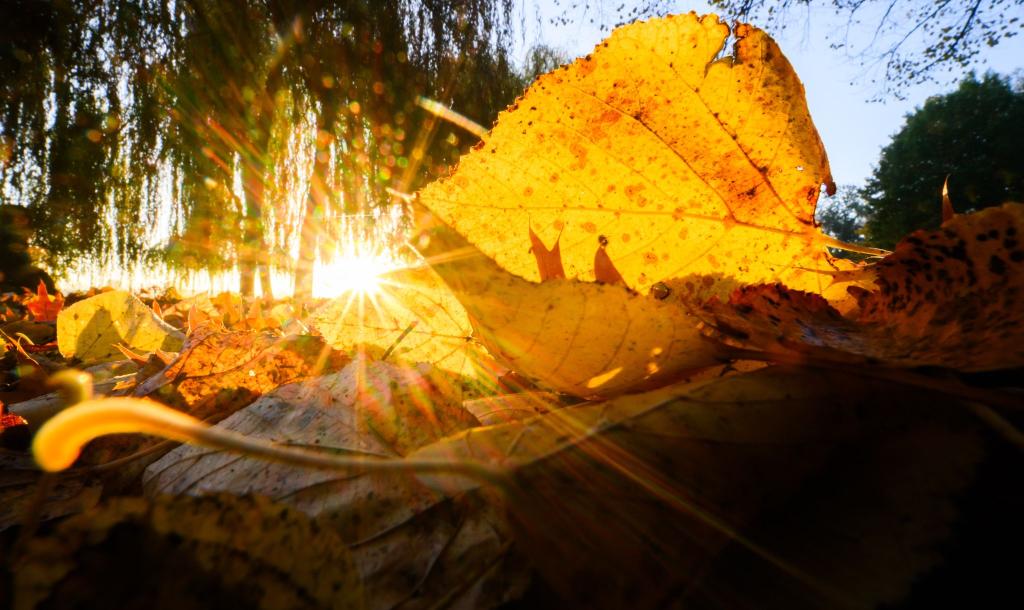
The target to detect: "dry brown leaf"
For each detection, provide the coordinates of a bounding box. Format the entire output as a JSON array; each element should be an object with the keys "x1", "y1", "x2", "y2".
[
  {"x1": 700, "y1": 203, "x2": 1024, "y2": 370},
  {"x1": 142, "y1": 358, "x2": 525, "y2": 610},
  {"x1": 0, "y1": 451, "x2": 101, "y2": 532},
  {"x1": 409, "y1": 366, "x2": 983, "y2": 609},
  {"x1": 685, "y1": 414, "x2": 985, "y2": 609},
  {"x1": 418, "y1": 13, "x2": 859, "y2": 302},
  {"x1": 8, "y1": 494, "x2": 360, "y2": 610},
  {"x1": 461, "y1": 391, "x2": 566, "y2": 426}
]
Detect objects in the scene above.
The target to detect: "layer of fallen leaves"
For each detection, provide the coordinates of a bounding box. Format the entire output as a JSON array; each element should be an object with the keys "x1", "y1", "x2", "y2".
[{"x1": 2, "y1": 12, "x2": 1022, "y2": 610}]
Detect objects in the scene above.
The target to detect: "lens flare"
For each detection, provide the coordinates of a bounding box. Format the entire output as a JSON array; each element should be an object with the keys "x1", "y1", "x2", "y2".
[{"x1": 312, "y1": 206, "x2": 409, "y2": 299}]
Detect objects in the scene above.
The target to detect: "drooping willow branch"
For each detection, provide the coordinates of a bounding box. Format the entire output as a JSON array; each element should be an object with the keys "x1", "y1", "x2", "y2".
[{"x1": 32, "y1": 397, "x2": 505, "y2": 485}]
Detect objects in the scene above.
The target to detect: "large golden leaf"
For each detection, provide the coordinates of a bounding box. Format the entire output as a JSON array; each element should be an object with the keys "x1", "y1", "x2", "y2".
[{"x1": 418, "y1": 13, "x2": 850, "y2": 300}]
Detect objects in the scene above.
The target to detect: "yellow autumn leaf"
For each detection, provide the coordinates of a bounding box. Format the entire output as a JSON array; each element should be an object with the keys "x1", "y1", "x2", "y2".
[
  {"x1": 310, "y1": 264, "x2": 496, "y2": 380},
  {"x1": 419, "y1": 13, "x2": 860, "y2": 303},
  {"x1": 422, "y1": 228, "x2": 728, "y2": 397},
  {"x1": 56, "y1": 290, "x2": 184, "y2": 364}
]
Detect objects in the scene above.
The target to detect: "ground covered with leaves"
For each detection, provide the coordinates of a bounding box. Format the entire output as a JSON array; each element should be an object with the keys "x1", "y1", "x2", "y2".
[{"x1": 2, "y1": 13, "x2": 1022, "y2": 610}]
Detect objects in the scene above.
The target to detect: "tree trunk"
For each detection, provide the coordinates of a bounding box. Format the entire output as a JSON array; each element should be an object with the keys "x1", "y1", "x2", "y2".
[
  {"x1": 294, "y1": 103, "x2": 338, "y2": 300},
  {"x1": 240, "y1": 64, "x2": 282, "y2": 299},
  {"x1": 239, "y1": 159, "x2": 265, "y2": 298}
]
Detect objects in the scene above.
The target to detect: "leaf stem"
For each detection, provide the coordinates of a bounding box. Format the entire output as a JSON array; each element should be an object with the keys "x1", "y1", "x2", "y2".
[{"x1": 32, "y1": 397, "x2": 506, "y2": 485}]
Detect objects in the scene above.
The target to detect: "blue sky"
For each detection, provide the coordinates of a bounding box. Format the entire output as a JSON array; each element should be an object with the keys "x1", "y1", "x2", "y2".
[{"x1": 513, "y1": 1, "x2": 1024, "y2": 188}]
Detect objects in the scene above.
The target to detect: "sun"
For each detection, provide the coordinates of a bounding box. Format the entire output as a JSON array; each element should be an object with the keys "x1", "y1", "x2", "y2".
[
  {"x1": 311, "y1": 207, "x2": 410, "y2": 299},
  {"x1": 315, "y1": 250, "x2": 399, "y2": 298}
]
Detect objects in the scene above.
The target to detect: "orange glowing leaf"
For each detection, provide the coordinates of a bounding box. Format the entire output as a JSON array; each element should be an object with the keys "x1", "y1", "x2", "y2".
[{"x1": 25, "y1": 280, "x2": 63, "y2": 322}]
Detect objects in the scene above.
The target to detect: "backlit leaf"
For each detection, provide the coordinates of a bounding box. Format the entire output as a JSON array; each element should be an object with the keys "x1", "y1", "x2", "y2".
[
  {"x1": 56, "y1": 290, "x2": 184, "y2": 364},
  {"x1": 310, "y1": 265, "x2": 485, "y2": 377},
  {"x1": 419, "y1": 13, "x2": 856, "y2": 302},
  {"x1": 25, "y1": 281, "x2": 63, "y2": 322},
  {"x1": 422, "y1": 229, "x2": 727, "y2": 397}
]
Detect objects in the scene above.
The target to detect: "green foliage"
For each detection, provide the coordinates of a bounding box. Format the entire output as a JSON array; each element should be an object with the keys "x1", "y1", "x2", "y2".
[
  {"x1": 862, "y1": 73, "x2": 1024, "y2": 248},
  {"x1": 518, "y1": 44, "x2": 571, "y2": 88},
  {"x1": 816, "y1": 185, "x2": 868, "y2": 245}
]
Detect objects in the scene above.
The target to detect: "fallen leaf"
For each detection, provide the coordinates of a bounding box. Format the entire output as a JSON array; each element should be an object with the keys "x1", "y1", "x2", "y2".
[
  {"x1": 8, "y1": 494, "x2": 361, "y2": 610},
  {"x1": 0, "y1": 403, "x2": 29, "y2": 449},
  {"x1": 310, "y1": 264, "x2": 487, "y2": 378},
  {"x1": 25, "y1": 281, "x2": 63, "y2": 322},
  {"x1": 409, "y1": 366, "x2": 983, "y2": 608},
  {"x1": 0, "y1": 451, "x2": 102, "y2": 532},
  {"x1": 421, "y1": 229, "x2": 727, "y2": 397},
  {"x1": 418, "y1": 14, "x2": 857, "y2": 303},
  {"x1": 461, "y1": 391, "x2": 566, "y2": 426},
  {"x1": 133, "y1": 327, "x2": 348, "y2": 421},
  {"x1": 56, "y1": 290, "x2": 185, "y2": 364},
  {"x1": 700, "y1": 203, "x2": 1024, "y2": 370},
  {"x1": 143, "y1": 358, "x2": 525, "y2": 610},
  {"x1": 684, "y1": 412, "x2": 985, "y2": 609},
  {"x1": 1, "y1": 320, "x2": 55, "y2": 346},
  {"x1": 56, "y1": 327, "x2": 350, "y2": 477}
]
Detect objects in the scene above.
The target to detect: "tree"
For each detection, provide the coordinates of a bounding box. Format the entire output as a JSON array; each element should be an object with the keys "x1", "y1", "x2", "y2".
[
  {"x1": 861, "y1": 73, "x2": 1024, "y2": 248},
  {"x1": 565, "y1": 0, "x2": 1024, "y2": 98},
  {"x1": 0, "y1": 0, "x2": 522, "y2": 296},
  {"x1": 816, "y1": 185, "x2": 868, "y2": 244}
]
